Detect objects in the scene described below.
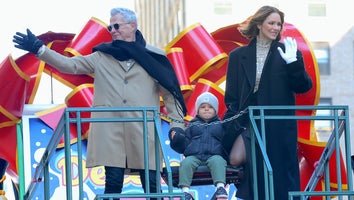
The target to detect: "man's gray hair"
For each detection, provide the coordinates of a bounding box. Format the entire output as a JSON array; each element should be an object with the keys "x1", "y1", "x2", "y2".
[{"x1": 110, "y1": 7, "x2": 138, "y2": 27}]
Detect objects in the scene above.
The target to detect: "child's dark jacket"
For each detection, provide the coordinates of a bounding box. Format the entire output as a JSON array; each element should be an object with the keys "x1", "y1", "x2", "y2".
[{"x1": 169, "y1": 115, "x2": 227, "y2": 161}]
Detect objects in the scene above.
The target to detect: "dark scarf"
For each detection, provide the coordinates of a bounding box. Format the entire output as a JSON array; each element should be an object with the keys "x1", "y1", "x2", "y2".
[{"x1": 92, "y1": 30, "x2": 187, "y2": 116}]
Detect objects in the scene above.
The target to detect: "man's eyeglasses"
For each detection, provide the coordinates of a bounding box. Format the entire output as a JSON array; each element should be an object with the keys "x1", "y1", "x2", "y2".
[{"x1": 107, "y1": 23, "x2": 130, "y2": 32}]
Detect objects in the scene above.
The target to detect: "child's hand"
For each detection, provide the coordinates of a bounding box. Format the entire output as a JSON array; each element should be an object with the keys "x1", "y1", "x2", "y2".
[
  {"x1": 168, "y1": 127, "x2": 184, "y2": 141},
  {"x1": 168, "y1": 127, "x2": 186, "y2": 154},
  {"x1": 170, "y1": 130, "x2": 176, "y2": 139}
]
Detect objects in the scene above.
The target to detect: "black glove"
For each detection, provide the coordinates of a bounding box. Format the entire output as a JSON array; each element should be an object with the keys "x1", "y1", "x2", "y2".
[
  {"x1": 168, "y1": 127, "x2": 186, "y2": 154},
  {"x1": 13, "y1": 28, "x2": 43, "y2": 54}
]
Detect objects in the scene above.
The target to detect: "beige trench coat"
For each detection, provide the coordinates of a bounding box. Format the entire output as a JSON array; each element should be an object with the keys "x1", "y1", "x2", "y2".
[{"x1": 38, "y1": 45, "x2": 184, "y2": 170}]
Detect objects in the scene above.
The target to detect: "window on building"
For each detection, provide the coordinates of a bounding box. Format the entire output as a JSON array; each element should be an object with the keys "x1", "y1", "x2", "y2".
[
  {"x1": 308, "y1": 3, "x2": 326, "y2": 17},
  {"x1": 312, "y1": 42, "x2": 330, "y2": 75},
  {"x1": 213, "y1": 0, "x2": 232, "y2": 15},
  {"x1": 315, "y1": 98, "x2": 333, "y2": 140}
]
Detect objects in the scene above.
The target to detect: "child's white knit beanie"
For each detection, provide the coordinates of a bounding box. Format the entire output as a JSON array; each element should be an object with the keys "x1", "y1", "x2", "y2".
[{"x1": 195, "y1": 92, "x2": 219, "y2": 113}]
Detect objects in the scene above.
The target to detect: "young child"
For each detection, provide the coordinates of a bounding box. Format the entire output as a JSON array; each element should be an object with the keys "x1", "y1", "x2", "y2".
[
  {"x1": 0, "y1": 158, "x2": 8, "y2": 200},
  {"x1": 169, "y1": 92, "x2": 228, "y2": 200}
]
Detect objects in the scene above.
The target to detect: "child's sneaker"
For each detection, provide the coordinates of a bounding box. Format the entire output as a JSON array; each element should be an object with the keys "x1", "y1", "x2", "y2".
[
  {"x1": 215, "y1": 187, "x2": 228, "y2": 199},
  {"x1": 184, "y1": 192, "x2": 195, "y2": 200}
]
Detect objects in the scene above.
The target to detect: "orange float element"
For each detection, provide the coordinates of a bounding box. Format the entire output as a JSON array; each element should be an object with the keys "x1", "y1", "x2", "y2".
[{"x1": 0, "y1": 16, "x2": 347, "y2": 196}]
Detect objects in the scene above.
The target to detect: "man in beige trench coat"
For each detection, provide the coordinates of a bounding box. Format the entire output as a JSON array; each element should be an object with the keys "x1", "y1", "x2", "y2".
[{"x1": 13, "y1": 7, "x2": 187, "y2": 199}]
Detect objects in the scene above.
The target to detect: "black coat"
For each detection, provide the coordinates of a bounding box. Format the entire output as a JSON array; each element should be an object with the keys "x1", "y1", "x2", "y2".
[
  {"x1": 224, "y1": 38, "x2": 313, "y2": 200},
  {"x1": 170, "y1": 115, "x2": 227, "y2": 161}
]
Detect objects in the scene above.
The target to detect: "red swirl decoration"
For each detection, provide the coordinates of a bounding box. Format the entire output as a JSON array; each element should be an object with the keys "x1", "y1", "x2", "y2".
[{"x1": 0, "y1": 17, "x2": 347, "y2": 195}]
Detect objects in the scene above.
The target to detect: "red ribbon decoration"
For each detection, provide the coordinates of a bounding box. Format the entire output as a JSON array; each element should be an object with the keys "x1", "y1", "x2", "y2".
[
  {"x1": 0, "y1": 126, "x2": 18, "y2": 179},
  {"x1": 43, "y1": 38, "x2": 94, "y2": 89},
  {"x1": 64, "y1": 84, "x2": 94, "y2": 142},
  {"x1": 184, "y1": 78, "x2": 226, "y2": 121},
  {"x1": 298, "y1": 138, "x2": 348, "y2": 198},
  {"x1": 0, "y1": 55, "x2": 29, "y2": 121},
  {"x1": 14, "y1": 53, "x2": 43, "y2": 104},
  {"x1": 165, "y1": 47, "x2": 193, "y2": 96},
  {"x1": 165, "y1": 23, "x2": 228, "y2": 84},
  {"x1": 64, "y1": 17, "x2": 112, "y2": 57}
]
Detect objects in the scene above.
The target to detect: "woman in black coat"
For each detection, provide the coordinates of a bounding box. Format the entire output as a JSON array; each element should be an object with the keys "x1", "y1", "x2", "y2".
[{"x1": 223, "y1": 5, "x2": 313, "y2": 200}]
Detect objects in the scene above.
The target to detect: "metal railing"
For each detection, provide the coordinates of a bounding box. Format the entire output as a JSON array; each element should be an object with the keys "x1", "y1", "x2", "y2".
[
  {"x1": 20, "y1": 107, "x2": 184, "y2": 200},
  {"x1": 247, "y1": 105, "x2": 353, "y2": 200},
  {"x1": 16, "y1": 105, "x2": 354, "y2": 199}
]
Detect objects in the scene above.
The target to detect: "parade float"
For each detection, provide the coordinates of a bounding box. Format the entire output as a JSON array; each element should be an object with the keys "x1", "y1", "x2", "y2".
[{"x1": 0, "y1": 16, "x2": 348, "y2": 199}]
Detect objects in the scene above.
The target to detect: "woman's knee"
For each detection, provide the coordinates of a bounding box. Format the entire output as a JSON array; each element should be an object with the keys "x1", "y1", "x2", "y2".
[
  {"x1": 229, "y1": 155, "x2": 243, "y2": 166},
  {"x1": 229, "y1": 135, "x2": 246, "y2": 166}
]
